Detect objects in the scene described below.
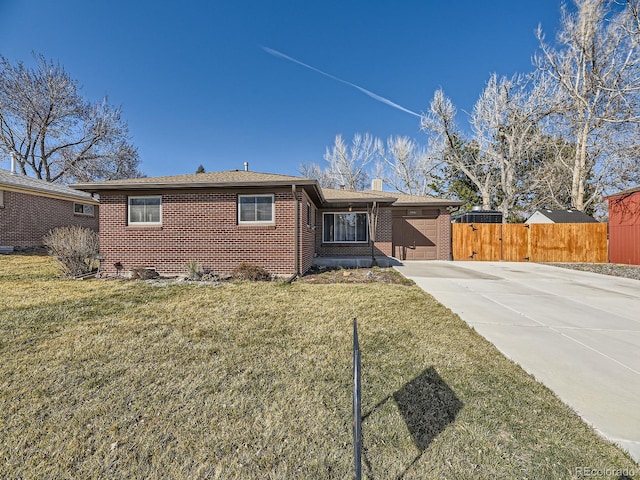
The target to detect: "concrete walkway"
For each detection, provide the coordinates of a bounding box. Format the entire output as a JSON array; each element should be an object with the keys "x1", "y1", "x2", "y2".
[{"x1": 394, "y1": 261, "x2": 640, "y2": 463}]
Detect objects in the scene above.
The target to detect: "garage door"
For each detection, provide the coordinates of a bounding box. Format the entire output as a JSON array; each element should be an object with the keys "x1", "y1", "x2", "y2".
[{"x1": 393, "y1": 216, "x2": 438, "y2": 260}]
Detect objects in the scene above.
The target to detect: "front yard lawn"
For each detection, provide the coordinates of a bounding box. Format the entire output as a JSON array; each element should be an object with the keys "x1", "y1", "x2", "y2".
[{"x1": 0, "y1": 255, "x2": 637, "y2": 479}]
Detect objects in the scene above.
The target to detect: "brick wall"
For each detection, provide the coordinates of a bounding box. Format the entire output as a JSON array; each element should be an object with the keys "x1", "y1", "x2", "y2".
[
  {"x1": 98, "y1": 189, "x2": 308, "y2": 276},
  {"x1": 300, "y1": 192, "x2": 317, "y2": 273},
  {"x1": 0, "y1": 190, "x2": 99, "y2": 247},
  {"x1": 315, "y1": 207, "x2": 393, "y2": 258},
  {"x1": 437, "y1": 209, "x2": 453, "y2": 260}
]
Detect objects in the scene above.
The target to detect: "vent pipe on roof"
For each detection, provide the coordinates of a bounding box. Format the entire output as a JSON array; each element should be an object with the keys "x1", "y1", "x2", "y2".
[
  {"x1": 243, "y1": 162, "x2": 249, "y2": 172},
  {"x1": 10, "y1": 152, "x2": 17, "y2": 175},
  {"x1": 371, "y1": 178, "x2": 383, "y2": 191}
]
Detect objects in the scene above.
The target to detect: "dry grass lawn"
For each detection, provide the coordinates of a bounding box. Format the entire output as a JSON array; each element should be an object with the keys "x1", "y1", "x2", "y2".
[{"x1": 0, "y1": 254, "x2": 637, "y2": 479}]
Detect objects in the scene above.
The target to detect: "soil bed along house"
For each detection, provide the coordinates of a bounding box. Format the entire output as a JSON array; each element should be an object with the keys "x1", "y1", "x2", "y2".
[{"x1": 71, "y1": 169, "x2": 461, "y2": 278}]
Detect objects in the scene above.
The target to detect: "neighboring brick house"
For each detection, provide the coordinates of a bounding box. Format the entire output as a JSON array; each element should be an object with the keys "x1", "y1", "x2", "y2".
[
  {"x1": 606, "y1": 186, "x2": 640, "y2": 265},
  {"x1": 0, "y1": 168, "x2": 99, "y2": 251},
  {"x1": 72, "y1": 170, "x2": 461, "y2": 276}
]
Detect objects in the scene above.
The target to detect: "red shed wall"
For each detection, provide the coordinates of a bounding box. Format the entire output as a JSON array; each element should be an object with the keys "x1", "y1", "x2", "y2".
[
  {"x1": 608, "y1": 191, "x2": 640, "y2": 265},
  {"x1": 98, "y1": 189, "x2": 306, "y2": 276},
  {"x1": 0, "y1": 190, "x2": 99, "y2": 247}
]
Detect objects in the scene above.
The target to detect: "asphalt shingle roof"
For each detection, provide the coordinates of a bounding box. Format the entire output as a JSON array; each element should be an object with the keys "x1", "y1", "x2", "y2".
[
  {"x1": 71, "y1": 170, "x2": 462, "y2": 208},
  {"x1": 72, "y1": 170, "x2": 314, "y2": 187},
  {"x1": 0, "y1": 168, "x2": 95, "y2": 202},
  {"x1": 529, "y1": 209, "x2": 599, "y2": 223}
]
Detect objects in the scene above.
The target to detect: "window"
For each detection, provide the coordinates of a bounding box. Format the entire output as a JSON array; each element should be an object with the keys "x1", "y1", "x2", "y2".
[
  {"x1": 323, "y1": 212, "x2": 368, "y2": 243},
  {"x1": 307, "y1": 202, "x2": 312, "y2": 227},
  {"x1": 128, "y1": 196, "x2": 161, "y2": 225},
  {"x1": 0, "y1": 190, "x2": 3, "y2": 208},
  {"x1": 238, "y1": 194, "x2": 274, "y2": 224},
  {"x1": 74, "y1": 203, "x2": 94, "y2": 216}
]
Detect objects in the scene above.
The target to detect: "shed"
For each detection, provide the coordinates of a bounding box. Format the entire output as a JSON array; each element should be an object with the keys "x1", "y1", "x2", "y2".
[
  {"x1": 525, "y1": 209, "x2": 598, "y2": 224},
  {"x1": 606, "y1": 186, "x2": 640, "y2": 265}
]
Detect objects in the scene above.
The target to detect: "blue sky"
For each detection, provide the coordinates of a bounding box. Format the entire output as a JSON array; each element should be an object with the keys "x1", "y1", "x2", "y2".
[{"x1": 0, "y1": 1, "x2": 564, "y2": 178}]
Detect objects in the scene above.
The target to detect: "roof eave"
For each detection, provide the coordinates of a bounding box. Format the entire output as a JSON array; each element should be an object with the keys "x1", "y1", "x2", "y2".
[
  {"x1": 392, "y1": 200, "x2": 464, "y2": 207},
  {"x1": 71, "y1": 179, "x2": 319, "y2": 191},
  {"x1": 2, "y1": 183, "x2": 98, "y2": 204}
]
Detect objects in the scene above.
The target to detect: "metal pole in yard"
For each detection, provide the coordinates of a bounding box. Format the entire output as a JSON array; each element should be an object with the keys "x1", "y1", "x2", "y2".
[{"x1": 353, "y1": 317, "x2": 362, "y2": 480}]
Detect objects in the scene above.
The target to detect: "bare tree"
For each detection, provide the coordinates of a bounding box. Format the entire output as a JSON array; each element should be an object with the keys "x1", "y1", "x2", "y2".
[
  {"x1": 379, "y1": 135, "x2": 441, "y2": 197},
  {"x1": 0, "y1": 54, "x2": 141, "y2": 183},
  {"x1": 298, "y1": 162, "x2": 339, "y2": 188},
  {"x1": 367, "y1": 201, "x2": 379, "y2": 265},
  {"x1": 299, "y1": 133, "x2": 382, "y2": 190},
  {"x1": 421, "y1": 89, "x2": 498, "y2": 210},
  {"x1": 471, "y1": 73, "x2": 552, "y2": 221},
  {"x1": 535, "y1": 0, "x2": 640, "y2": 211},
  {"x1": 323, "y1": 133, "x2": 382, "y2": 190}
]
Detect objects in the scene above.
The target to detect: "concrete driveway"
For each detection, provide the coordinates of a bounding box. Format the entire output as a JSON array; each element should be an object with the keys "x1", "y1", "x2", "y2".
[{"x1": 394, "y1": 261, "x2": 640, "y2": 463}]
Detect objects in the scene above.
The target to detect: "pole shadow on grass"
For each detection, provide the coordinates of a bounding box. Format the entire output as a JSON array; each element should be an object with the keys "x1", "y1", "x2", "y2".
[{"x1": 361, "y1": 367, "x2": 463, "y2": 479}]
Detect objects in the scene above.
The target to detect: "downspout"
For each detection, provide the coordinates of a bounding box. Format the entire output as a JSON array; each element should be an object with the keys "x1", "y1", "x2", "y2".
[{"x1": 292, "y1": 184, "x2": 300, "y2": 276}]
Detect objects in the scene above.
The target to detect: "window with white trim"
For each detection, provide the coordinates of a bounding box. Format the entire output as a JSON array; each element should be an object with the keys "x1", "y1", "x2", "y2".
[
  {"x1": 306, "y1": 202, "x2": 312, "y2": 227},
  {"x1": 323, "y1": 212, "x2": 368, "y2": 243},
  {"x1": 74, "y1": 203, "x2": 94, "y2": 216},
  {"x1": 238, "y1": 194, "x2": 274, "y2": 224},
  {"x1": 128, "y1": 196, "x2": 162, "y2": 225}
]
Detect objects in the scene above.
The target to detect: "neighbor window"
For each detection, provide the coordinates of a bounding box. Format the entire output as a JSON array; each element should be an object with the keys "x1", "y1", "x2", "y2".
[
  {"x1": 307, "y1": 202, "x2": 312, "y2": 227},
  {"x1": 128, "y1": 196, "x2": 162, "y2": 225},
  {"x1": 238, "y1": 194, "x2": 274, "y2": 223},
  {"x1": 0, "y1": 190, "x2": 3, "y2": 207},
  {"x1": 323, "y1": 212, "x2": 368, "y2": 243},
  {"x1": 74, "y1": 203, "x2": 94, "y2": 216}
]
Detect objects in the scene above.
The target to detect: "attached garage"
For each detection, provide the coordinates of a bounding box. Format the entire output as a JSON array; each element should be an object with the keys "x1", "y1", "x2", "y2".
[
  {"x1": 393, "y1": 214, "x2": 439, "y2": 260},
  {"x1": 390, "y1": 196, "x2": 460, "y2": 261}
]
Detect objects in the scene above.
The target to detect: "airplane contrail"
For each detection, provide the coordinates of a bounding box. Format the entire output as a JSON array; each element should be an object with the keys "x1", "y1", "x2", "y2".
[{"x1": 262, "y1": 46, "x2": 421, "y2": 118}]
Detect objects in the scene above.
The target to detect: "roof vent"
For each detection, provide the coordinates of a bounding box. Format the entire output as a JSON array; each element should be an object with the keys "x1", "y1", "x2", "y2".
[
  {"x1": 243, "y1": 162, "x2": 249, "y2": 172},
  {"x1": 10, "y1": 152, "x2": 17, "y2": 175},
  {"x1": 371, "y1": 178, "x2": 383, "y2": 191}
]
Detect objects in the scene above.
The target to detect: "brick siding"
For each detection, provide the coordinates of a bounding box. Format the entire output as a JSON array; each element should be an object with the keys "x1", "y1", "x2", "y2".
[
  {"x1": 96, "y1": 187, "x2": 454, "y2": 276},
  {"x1": 437, "y1": 209, "x2": 453, "y2": 260},
  {"x1": 0, "y1": 190, "x2": 99, "y2": 247},
  {"x1": 98, "y1": 189, "x2": 308, "y2": 276}
]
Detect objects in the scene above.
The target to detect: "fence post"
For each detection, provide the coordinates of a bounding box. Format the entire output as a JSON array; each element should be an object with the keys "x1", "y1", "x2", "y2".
[{"x1": 353, "y1": 317, "x2": 362, "y2": 480}]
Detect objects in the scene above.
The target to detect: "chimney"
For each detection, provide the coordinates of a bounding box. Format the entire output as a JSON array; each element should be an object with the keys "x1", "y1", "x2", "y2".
[
  {"x1": 243, "y1": 162, "x2": 249, "y2": 172},
  {"x1": 371, "y1": 178, "x2": 383, "y2": 191},
  {"x1": 10, "y1": 152, "x2": 16, "y2": 175}
]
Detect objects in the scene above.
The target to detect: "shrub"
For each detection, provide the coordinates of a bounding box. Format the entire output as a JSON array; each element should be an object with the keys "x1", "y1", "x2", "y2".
[
  {"x1": 42, "y1": 226, "x2": 100, "y2": 278},
  {"x1": 184, "y1": 260, "x2": 204, "y2": 280},
  {"x1": 232, "y1": 262, "x2": 271, "y2": 281}
]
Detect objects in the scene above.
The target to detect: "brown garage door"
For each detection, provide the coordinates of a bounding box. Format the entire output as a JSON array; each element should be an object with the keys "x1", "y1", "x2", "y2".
[{"x1": 393, "y1": 216, "x2": 438, "y2": 260}]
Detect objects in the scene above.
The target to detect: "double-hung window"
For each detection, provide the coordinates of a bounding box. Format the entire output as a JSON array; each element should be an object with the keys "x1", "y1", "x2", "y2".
[
  {"x1": 323, "y1": 212, "x2": 368, "y2": 243},
  {"x1": 238, "y1": 194, "x2": 274, "y2": 224},
  {"x1": 128, "y1": 196, "x2": 162, "y2": 225}
]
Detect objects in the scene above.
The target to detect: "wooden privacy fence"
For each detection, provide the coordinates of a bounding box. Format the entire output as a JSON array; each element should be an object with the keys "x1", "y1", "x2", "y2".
[{"x1": 452, "y1": 223, "x2": 608, "y2": 262}]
